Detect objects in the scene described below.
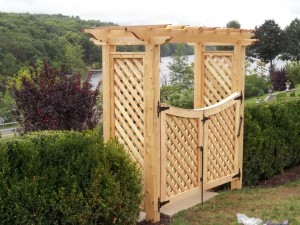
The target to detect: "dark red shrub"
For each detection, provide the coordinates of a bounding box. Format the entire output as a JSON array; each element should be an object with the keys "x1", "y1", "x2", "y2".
[
  {"x1": 11, "y1": 62, "x2": 101, "y2": 133},
  {"x1": 271, "y1": 69, "x2": 294, "y2": 91}
]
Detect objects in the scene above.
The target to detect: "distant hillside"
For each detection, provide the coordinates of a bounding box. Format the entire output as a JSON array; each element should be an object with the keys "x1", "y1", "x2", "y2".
[
  {"x1": 0, "y1": 12, "x2": 193, "y2": 82},
  {"x1": 0, "y1": 12, "x2": 115, "y2": 79}
]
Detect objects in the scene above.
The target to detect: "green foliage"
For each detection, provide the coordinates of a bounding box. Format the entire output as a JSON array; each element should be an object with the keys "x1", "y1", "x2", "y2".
[
  {"x1": 165, "y1": 88, "x2": 194, "y2": 109},
  {"x1": 226, "y1": 20, "x2": 241, "y2": 29},
  {"x1": 168, "y1": 44, "x2": 194, "y2": 89},
  {"x1": 243, "y1": 99, "x2": 300, "y2": 185},
  {"x1": 0, "y1": 89, "x2": 15, "y2": 123},
  {"x1": 286, "y1": 61, "x2": 300, "y2": 85},
  {"x1": 249, "y1": 20, "x2": 285, "y2": 75},
  {"x1": 160, "y1": 44, "x2": 194, "y2": 109},
  {"x1": 0, "y1": 130, "x2": 143, "y2": 224},
  {"x1": 0, "y1": 13, "x2": 114, "y2": 79},
  {"x1": 161, "y1": 43, "x2": 194, "y2": 57},
  {"x1": 282, "y1": 18, "x2": 300, "y2": 63},
  {"x1": 245, "y1": 74, "x2": 268, "y2": 98}
]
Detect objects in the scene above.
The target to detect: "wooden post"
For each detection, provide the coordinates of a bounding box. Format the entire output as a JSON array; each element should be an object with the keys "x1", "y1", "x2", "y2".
[
  {"x1": 231, "y1": 43, "x2": 245, "y2": 190},
  {"x1": 102, "y1": 45, "x2": 116, "y2": 141},
  {"x1": 194, "y1": 43, "x2": 205, "y2": 109},
  {"x1": 144, "y1": 43, "x2": 160, "y2": 222}
]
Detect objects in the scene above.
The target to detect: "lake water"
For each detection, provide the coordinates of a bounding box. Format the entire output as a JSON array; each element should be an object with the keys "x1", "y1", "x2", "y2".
[{"x1": 90, "y1": 55, "x2": 286, "y2": 88}]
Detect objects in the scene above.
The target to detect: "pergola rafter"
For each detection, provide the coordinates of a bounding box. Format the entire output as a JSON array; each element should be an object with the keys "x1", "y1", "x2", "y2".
[{"x1": 84, "y1": 25, "x2": 255, "y2": 46}]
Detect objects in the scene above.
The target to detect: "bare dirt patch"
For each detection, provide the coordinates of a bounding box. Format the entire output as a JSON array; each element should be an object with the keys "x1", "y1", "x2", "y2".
[{"x1": 258, "y1": 164, "x2": 300, "y2": 187}]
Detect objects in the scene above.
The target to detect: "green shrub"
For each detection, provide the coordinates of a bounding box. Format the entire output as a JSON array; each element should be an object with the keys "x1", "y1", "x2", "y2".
[
  {"x1": 245, "y1": 74, "x2": 268, "y2": 98},
  {"x1": 243, "y1": 99, "x2": 300, "y2": 185},
  {"x1": 0, "y1": 131, "x2": 142, "y2": 225}
]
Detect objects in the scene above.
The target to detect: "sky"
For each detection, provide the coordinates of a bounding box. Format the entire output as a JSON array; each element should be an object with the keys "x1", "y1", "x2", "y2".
[{"x1": 0, "y1": 0, "x2": 299, "y2": 29}]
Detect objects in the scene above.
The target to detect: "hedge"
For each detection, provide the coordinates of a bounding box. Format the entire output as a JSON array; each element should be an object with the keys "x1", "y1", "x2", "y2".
[
  {"x1": 243, "y1": 98, "x2": 300, "y2": 185},
  {"x1": 0, "y1": 130, "x2": 142, "y2": 225}
]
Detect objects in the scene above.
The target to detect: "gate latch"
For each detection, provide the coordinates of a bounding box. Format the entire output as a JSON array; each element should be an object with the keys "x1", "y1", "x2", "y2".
[
  {"x1": 158, "y1": 197, "x2": 170, "y2": 211},
  {"x1": 234, "y1": 91, "x2": 243, "y2": 103},
  {"x1": 157, "y1": 101, "x2": 170, "y2": 117}
]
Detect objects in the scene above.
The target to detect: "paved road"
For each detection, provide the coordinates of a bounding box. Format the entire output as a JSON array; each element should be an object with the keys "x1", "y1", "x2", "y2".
[{"x1": 0, "y1": 127, "x2": 17, "y2": 138}]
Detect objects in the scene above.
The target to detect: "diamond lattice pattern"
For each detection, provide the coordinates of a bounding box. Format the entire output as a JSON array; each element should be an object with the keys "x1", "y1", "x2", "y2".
[
  {"x1": 164, "y1": 114, "x2": 199, "y2": 198},
  {"x1": 113, "y1": 57, "x2": 145, "y2": 172},
  {"x1": 204, "y1": 54, "x2": 233, "y2": 106},
  {"x1": 206, "y1": 105, "x2": 236, "y2": 182}
]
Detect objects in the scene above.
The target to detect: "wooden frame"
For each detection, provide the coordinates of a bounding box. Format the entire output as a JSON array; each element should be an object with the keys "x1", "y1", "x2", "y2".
[{"x1": 84, "y1": 25, "x2": 255, "y2": 223}]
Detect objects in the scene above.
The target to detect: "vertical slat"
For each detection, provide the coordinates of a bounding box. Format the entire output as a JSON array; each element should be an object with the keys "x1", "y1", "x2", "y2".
[
  {"x1": 198, "y1": 110, "x2": 204, "y2": 195},
  {"x1": 231, "y1": 43, "x2": 245, "y2": 190},
  {"x1": 144, "y1": 43, "x2": 160, "y2": 222},
  {"x1": 102, "y1": 45, "x2": 116, "y2": 141},
  {"x1": 202, "y1": 113, "x2": 209, "y2": 190},
  {"x1": 160, "y1": 111, "x2": 167, "y2": 201},
  {"x1": 194, "y1": 43, "x2": 205, "y2": 108}
]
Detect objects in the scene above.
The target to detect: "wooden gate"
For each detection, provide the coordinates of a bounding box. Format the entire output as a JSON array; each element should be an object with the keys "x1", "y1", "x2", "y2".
[{"x1": 160, "y1": 93, "x2": 242, "y2": 203}]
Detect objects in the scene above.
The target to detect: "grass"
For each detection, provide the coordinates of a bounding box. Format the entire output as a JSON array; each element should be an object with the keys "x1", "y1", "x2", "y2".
[
  {"x1": 171, "y1": 179, "x2": 300, "y2": 225},
  {"x1": 245, "y1": 86, "x2": 300, "y2": 105}
]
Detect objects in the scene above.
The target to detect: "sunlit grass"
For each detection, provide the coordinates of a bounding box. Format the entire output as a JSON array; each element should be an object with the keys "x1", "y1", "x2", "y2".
[{"x1": 171, "y1": 179, "x2": 300, "y2": 225}]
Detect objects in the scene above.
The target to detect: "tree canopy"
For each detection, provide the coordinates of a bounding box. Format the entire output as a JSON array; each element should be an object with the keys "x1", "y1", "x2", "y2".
[
  {"x1": 0, "y1": 13, "x2": 114, "y2": 80},
  {"x1": 282, "y1": 18, "x2": 300, "y2": 63},
  {"x1": 249, "y1": 20, "x2": 285, "y2": 74}
]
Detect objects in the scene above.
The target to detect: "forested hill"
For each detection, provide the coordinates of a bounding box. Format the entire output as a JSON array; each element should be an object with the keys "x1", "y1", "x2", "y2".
[
  {"x1": 0, "y1": 12, "x2": 115, "y2": 79},
  {"x1": 0, "y1": 12, "x2": 193, "y2": 81}
]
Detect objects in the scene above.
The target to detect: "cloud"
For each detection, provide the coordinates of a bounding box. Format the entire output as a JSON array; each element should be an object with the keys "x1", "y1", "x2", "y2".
[{"x1": 0, "y1": 0, "x2": 297, "y2": 29}]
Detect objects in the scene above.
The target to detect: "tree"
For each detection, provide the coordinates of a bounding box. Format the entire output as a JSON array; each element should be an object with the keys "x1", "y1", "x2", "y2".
[
  {"x1": 250, "y1": 20, "x2": 285, "y2": 75},
  {"x1": 160, "y1": 44, "x2": 194, "y2": 109},
  {"x1": 168, "y1": 44, "x2": 194, "y2": 89},
  {"x1": 286, "y1": 61, "x2": 300, "y2": 85},
  {"x1": 11, "y1": 62, "x2": 101, "y2": 133},
  {"x1": 282, "y1": 18, "x2": 300, "y2": 63},
  {"x1": 226, "y1": 20, "x2": 241, "y2": 29},
  {"x1": 0, "y1": 89, "x2": 15, "y2": 123},
  {"x1": 245, "y1": 74, "x2": 268, "y2": 98}
]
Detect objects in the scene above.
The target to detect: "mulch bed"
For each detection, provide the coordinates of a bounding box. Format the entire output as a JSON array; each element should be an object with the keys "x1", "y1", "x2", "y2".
[
  {"x1": 258, "y1": 164, "x2": 300, "y2": 187},
  {"x1": 137, "y1": 213, "x2": 171, "y2": 225},
  {"x1": 137, "y1": 164, "x2": 300, "y2": 225}
]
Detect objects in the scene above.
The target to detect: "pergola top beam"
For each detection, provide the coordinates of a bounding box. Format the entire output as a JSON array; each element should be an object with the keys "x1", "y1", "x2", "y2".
[{"x1": 83, "y1": 25, "x2": 255, "y2": 46}]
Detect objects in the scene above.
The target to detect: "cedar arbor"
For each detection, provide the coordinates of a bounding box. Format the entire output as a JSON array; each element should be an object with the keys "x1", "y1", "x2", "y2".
[{"x1": 84, "y1": 25, "x2": 255, "y2": 222}]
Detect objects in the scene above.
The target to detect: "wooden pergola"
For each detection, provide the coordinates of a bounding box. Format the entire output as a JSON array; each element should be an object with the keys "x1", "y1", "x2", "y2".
[{"x1": 84, "y1": 25, "x2": 255, "y2": 222}]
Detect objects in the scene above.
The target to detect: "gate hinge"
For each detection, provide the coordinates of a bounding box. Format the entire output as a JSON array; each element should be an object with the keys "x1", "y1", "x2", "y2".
[
  {"x1": 234, "y1": 91, "x2": 243, "y2": 103},
  {"x1": 158, "y1": 197, "x2": 170, "y2": 211},
  {"x1": 200, "y1": 177, "x2": 203, "y2": 182},
  {"x1": 201, "y1": 116, "x2": 210, "y2": 124},
  {"x1": 233, "y1": 169, "x2": 241, "y2": 179},
  {"x1": 157, "y1": 101, "x2": 170, "y2": 117},
  {"x1": 198, "y1": 146, "x2": 204, "y2": 152}
]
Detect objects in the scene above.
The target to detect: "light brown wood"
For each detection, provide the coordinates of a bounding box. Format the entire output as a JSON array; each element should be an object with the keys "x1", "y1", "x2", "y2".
[
  {"x1": 84, "y1": 24, "x2": 254, "y2": 222},
  {"x1": 194, "y1": 43, "x2": 204, "y2": 108},
  {"x1": 84, "y1": 26, "x2": 255, "y2": 45},
  {"x1": 231, "y1": 43, "x2": 246, "y2": 190},
  {"x1": 144, "y1": 44, "x2": 160, "y2": 222},
  {"x1": 102, "y1": 45, "x2": 116, "y2": 141}
]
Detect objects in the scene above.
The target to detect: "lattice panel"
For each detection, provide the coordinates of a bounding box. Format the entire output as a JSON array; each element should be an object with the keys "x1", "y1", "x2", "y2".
[
  {"x1": 164, "y1": 114, "x2": 199, "y2": 198},
  {"x1": 206, "y1": 105, "x2": 236, "y2": 182},
  {"x1": 113, "y1": 56, "x2": 145, "y2": 171},
  {"x1": 204, "y1": 54, "x2": 233, "y2": 106}
]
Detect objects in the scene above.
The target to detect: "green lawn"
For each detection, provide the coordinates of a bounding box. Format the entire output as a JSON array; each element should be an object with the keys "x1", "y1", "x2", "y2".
[
  {"x1": 245, "y1": 84, "x2": 300, "y2": 105},
  {"x1": 171, "y1": 179, "x2": 300, "y2": 225}
]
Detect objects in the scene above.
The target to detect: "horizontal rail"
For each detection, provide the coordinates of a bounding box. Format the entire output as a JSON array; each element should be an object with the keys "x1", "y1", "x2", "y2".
[
  {"x1": 0, "y1": 122, "x2": 18, "y2": 128},
  {"x1": 162, "y1": 92, "x2": 241, "y2": 116}
]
